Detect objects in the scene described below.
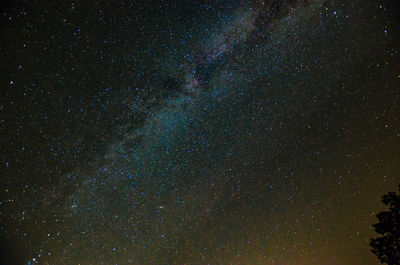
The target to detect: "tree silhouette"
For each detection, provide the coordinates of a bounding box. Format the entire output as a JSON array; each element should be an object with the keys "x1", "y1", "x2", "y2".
[{"x1": 370, "y1": 185, "x2": 400, "y2": 265}]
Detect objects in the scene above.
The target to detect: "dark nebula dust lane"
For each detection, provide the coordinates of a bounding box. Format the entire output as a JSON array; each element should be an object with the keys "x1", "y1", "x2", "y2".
[{"x1": 0, "y1": 0, "x2": 399, "y2": 264}]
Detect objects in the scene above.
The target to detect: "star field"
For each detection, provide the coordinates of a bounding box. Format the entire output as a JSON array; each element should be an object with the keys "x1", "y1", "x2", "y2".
[{"x1": 0, "y1": 0, "x2": 399, "y2": 264}]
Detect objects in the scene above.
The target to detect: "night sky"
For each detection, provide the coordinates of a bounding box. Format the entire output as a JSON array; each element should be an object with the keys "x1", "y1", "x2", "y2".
[{"x1": 0, "y1": 0, "x2": 399, "y2": 264}]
